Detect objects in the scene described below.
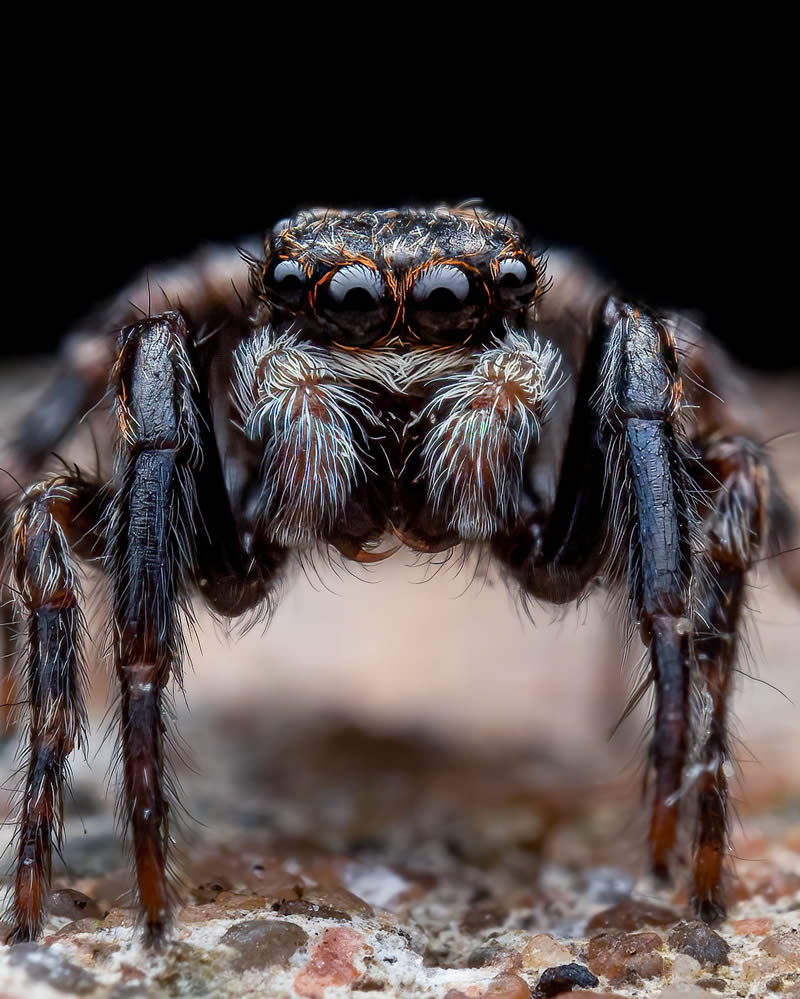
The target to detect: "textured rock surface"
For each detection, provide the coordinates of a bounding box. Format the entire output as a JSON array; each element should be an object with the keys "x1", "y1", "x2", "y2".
[
  {"x1": 666, "y1": 922, "x2": 730, "y2": 968},
  {"x1": 586, "y1": 930, "x2": 665, "y2": 983},
  {"x1": 0, "y1": 367, "x2": 799, "y2": 997}
]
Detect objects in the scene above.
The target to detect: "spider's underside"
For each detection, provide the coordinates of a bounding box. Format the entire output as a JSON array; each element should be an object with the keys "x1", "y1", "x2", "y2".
[{"x1": 1, "y1": 205, "x2": 798, "y2": 946}]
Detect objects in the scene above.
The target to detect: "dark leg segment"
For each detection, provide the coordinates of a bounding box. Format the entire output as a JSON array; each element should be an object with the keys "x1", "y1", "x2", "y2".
[
  {"x1": 594, "y1": 300, "x2": 698, "y2": 881},
  {"x1": 109, "y1": 311, "x2": 278, "y2": 944},
  {"x1": 690, "y1": 434, "x2": 770, "y2": 921},
  {"x1": 497, "y1": 297, "x2": 700, "y2": 890},
  {"x1": 6, "y1": 474, "x2": 105, "y2": 941},
  {"x1": 109, "y1": 314, "x2": 202, "y2": 944}
]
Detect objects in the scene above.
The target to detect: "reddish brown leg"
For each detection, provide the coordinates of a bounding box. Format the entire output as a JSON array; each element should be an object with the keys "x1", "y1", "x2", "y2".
[
  {"x1": 108, "y1": 313, "x2": 203, "y2": 945},
  {"x1": 5, "y1": 474, "x2": 105, "y2": 942},
  {"x1": 690, "y1": 434, "x2": 771, "y2": 921}
]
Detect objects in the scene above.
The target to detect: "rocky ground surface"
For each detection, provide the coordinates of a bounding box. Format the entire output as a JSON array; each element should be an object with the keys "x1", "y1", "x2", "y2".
[{"x1": 0, "y1": 363, "x2": 798, "y2": 997}]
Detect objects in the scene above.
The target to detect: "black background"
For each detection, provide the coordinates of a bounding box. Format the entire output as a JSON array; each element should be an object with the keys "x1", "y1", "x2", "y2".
[{"x1": 5, "y1": 89, "x2": 797, "y2": 373}]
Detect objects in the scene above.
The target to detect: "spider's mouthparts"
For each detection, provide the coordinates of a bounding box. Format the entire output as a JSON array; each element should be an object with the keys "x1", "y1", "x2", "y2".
[{"x1": 332, "y1": 537, "x2": 401, "y2": 563}]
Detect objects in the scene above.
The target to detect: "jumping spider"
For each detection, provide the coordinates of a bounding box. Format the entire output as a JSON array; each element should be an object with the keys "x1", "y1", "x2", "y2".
[{"x1": 1, "y1": 205, "x2": 797, "y2": 945}]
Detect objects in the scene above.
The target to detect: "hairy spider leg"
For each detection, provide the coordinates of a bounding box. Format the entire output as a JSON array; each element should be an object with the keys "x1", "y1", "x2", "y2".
[
  {"x1": 674, "y1": 332, "x2": 800, "y2": 920},
  {"x1": 689, "y1": 434, "x2": 779, "y2": 921},
  {"x1": 495, "y1": 297, "x2": 701, "y2": 901},
  {"x1": 5, "y1": 474, "x2": 106, "y2": 941},
  {"x1": 109, "y1": 313, "x2": 277, "y2": 945},
  {"x1": 5, "y1": 311, "x2": 278, "y2": 945}
]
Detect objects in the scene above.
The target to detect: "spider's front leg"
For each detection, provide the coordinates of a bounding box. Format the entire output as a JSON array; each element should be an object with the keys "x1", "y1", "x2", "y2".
[
  {"x1": 109, "y1": 317, "x2": 204, "y2": 943},
  {"x1": 109, "y1": 313, "x2": 279, "y2": 944},
  {"x1": 496, "y1": 299, "x2": 702, "y2": 903}
]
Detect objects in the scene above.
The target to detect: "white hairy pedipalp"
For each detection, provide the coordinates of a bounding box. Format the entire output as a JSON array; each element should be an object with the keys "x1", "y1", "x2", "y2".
[{"x1": 414, "y1": 330, "x2": 562, "y2": 539}]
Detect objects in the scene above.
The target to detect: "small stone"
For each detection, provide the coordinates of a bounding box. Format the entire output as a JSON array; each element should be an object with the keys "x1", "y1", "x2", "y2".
[
  {"x1": 731, "y1": 917, "x2": 772, "y2": 935},
  {"x1": 521, "y1": 933, "x2": 573, "y2": 970},
  {"x1": 695, "y1": 978, "x2": 727, "y2": 991},
  {"x1": 102, "y1": 907, "x2": 137, "y2": 927},
  {"x1": 7, "y1": 942, "x2": 98, "y2": 994},
  {"x1": 53, "y1": 917, "x2": 104, "y2": 937},
  {"x1": 534, "y1": 962, "x2": 599, "y2": 996},
  {"x1": 302, "y1": 887, "x2": 373, "y2": 917},
  {"x1": 671, "y1": 953, "x2": 702, "y2": 982},
  {"x1": 586, "y1": 899, "x2": 679, "y2": 932},
  {"x1": 586, "y1": 930, "x2": 664, "y2": 983},
  {"x1": 695, "y1": 978, "x2": 728, "y2": 992},
  {"x1": 272, "y1": 898, "x2": 352, "y2": 921},
  {"x1": 48, "y1": 888, "x2": 104, "y2": 920},
  {"x1": 293, "y1": 926, "x2": 367, "y2": 999},
  {"x1": 215, "y1": 890, "x2": 266, "y2": 912},
  {"x1": 760, "y1": 930, "x2": 800, "y2": 966},
  {"x1": 667, "y1": 921, "x2": 730, "y2": 967},
  {"x1": 179, "y1": 903, "x2": 232, "y2": 923},
  {"x1": 468, "y1": 943, "x2": 522, "y2": 971},
  {"x1": 483, "y1": 972, "x2": 531, "y2": 999},
  {"x1": 742, "y1": 955, "x2": 790, "y2": 980},
  {"x1": 220, "y1": 918, "x2": 308, "y2": 970}
]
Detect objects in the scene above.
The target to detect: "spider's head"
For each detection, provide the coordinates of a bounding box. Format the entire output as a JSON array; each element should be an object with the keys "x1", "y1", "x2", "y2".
[{"x1": 255, "y1": 206, "x2": 545, "y2": 347}]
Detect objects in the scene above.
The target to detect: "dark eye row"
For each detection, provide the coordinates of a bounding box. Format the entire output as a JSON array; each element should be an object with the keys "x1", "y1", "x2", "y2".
[{"x1": 263, "y1": 258, "x2": 538, "y2": 345}]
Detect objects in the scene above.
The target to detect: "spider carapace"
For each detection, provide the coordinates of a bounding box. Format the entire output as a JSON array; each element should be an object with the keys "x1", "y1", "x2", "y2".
[{"x1": 1, "y1": 205, "x2": 797, "y2": 945}]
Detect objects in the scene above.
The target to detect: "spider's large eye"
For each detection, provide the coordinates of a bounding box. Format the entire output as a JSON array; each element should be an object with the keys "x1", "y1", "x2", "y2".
[
  {"x1": 263, "y1": 258, "x2": 309, "y2": 309},
  {"x1": 495, "y1": 257, "x2": 538, "y2": 309},
  {"x1": 315, "y1": 263, "x2": 392, "y2": 345},
  {"x1": 408, "y1": 264, "x2": 486, "y2": 343}
]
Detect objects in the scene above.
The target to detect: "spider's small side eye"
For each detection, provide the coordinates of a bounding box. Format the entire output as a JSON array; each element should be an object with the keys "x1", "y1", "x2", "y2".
[
  {"x1": 315, "y1": 264, "x2": 392, "y2": 345},
  {"x1": 495, "y1": 257, "x2": 538, "y2": 308},
  {"x1": 263, "y1": 258, "x2": 309, "y2": 308}
]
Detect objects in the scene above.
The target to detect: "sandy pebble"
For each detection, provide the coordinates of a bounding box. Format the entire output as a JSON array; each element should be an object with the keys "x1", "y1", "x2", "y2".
[{"x1": 520, "y1": 933, "x2": 573, "y2": 970}]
